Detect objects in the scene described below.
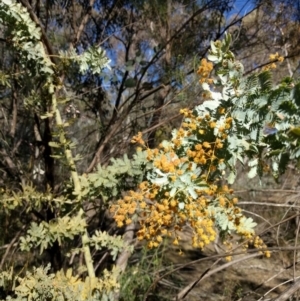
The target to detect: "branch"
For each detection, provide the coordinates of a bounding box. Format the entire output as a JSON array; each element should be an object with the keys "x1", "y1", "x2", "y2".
[
  {"x1": 271, "y1": 278, "x2": 300, "y2": 301},
  {"x1": 72, "y1": 0, "x2": 96, "y2": 46},
  {"x1": 175, "y1": 253, "x2": 261, "y2": 300},
  {"x1": 0, "y1": 148, "x2": 24, "y2": 185},
  {"x1": 0, "y1": 225, "x2": 25, "y2": 270},
  {"x1": 18, "y1": 0, "x2": 57, "y2": 64}
]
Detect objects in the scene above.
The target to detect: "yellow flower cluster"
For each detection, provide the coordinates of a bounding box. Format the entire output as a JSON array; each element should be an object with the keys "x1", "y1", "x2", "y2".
[
  {"x1": 110, "y1": 106, "x2": 257, "y2": 252},
  {"x1": 111, "y1": 182, "x2": 237, "y2": 249},
  {"x1": 269, "y1": 52, "x2": 284, "y2": 62},
  {"x1": 153, "y1": 152, "x2": 183, "y2": 173},
  {"x1": 109, "y1": 190, "x2": 141, "y2": 227},
  {"x1": 131, "y1": 132, "x2": 145, "y2": 146},
  {"x1": 190, "y1": 215, "x2": 216, "y2": 248},
  {"x1": 179, "y1": 108, "x2": 193, "y2": 118},
  {"x1": 109, "y1": 55, "x2": 267, "y2": 257},
  {"x1": 262, "y1": 52, "x2": 284, "y2": 71},
  {"x1": 250, "y1": 235, "x2": 270, "y2": 257},
  {"x1": 197, "y1": 58, "x2": 214, "y2": 84},
  {"x1": 110, "y1": 181, "x2": 175, "y2": 247},
  {"x1": 180, "y1": 113, "x2": 231, "y2": 140}
]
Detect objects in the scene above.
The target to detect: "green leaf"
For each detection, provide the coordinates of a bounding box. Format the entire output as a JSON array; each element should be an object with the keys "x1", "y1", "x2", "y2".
[
  {"x1": 187, "y1": 186, "x2": 197, "y2": 199},
  {"x1": 48, "y1": 141, "x2": 60, "y2": 148},
  {"x1": 248, "y1": 167, "x2": 257, "y2": 179},
  {"x1": 288, "y1": 127, "x2": 300, "y2": 137},
  {"x1": 227, "y1": 171, "x2": 236, "y2": 184},
  {"x1": 293, "y1": 83, "x2": 300, "y2": 106}
]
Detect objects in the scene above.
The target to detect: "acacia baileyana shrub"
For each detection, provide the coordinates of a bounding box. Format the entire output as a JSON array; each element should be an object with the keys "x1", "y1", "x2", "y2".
[{"x1": 111, "y1": 34, "x2": 300, "y2": 259}]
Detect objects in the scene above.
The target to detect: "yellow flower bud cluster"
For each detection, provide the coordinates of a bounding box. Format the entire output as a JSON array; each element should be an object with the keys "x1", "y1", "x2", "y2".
[
  {"x1": 109, "y1": 189, "x2": 142, "y2": 227},
  {"x1": 197, "y1": 58, "x2": 214, "y2": 84},
  {"x1": 269, "y1": 52, "x2": 284, "y2": 62},
  {"x1": 262, "y1": 52, "x2": 284, "y2": 71},
  {"x1": 111, "y1": 180, "x2": 239, "y2": 249},
  {"x1": 131, "y1": 132, "x2": 145, "y2": 146},
  {"x1": 250, "y1": 235, "x2": 270, "y2": 258}
]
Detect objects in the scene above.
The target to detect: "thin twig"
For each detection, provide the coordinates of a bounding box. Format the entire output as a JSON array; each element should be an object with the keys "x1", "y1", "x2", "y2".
[
  {"x1": 242, "y1": 209, "x2": 274, "y2": 227},
  {"x1": 0, "y1": 243, "x2": 17, "y2": 251},
  {"x1": 175, "y1": 253, "x2": 261, "y2": 300},
  {"x1": 255, "y1": 262, "x2": 300, "y2": 301},
  {"x1": 235, "y1": 189, "x2": 300, "y2": 194},
  {"x1": 94, "y1": 252, "x2": 109, "y2": 273},
  {"x1": 239, "y1": 201, "x2": 300, "y2": 209},
  {"x1": 0, "y1": 225, "x2": 25, "y2": 270},
  {"x1": 271, "y1": 278, "x2": 300, "y2": 301},
  {"x1": 293, "y1": 216, "x2": 300, "y2": 281}
]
